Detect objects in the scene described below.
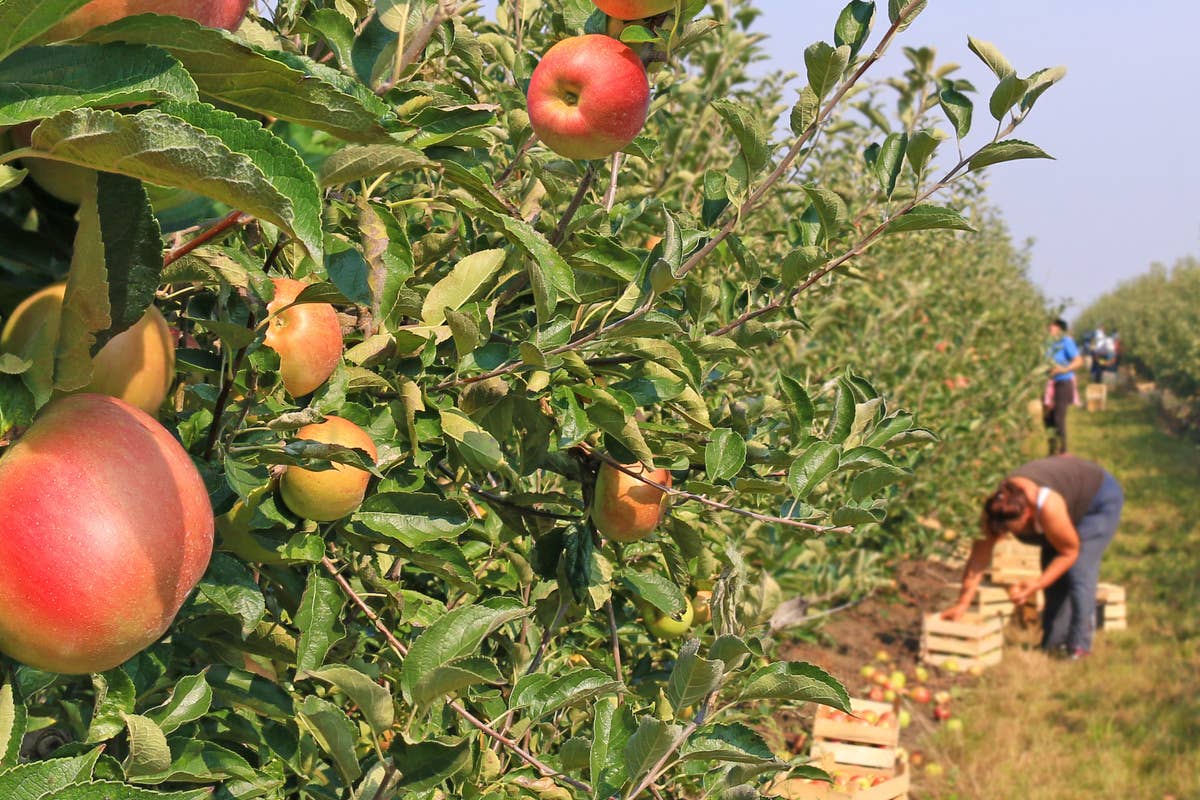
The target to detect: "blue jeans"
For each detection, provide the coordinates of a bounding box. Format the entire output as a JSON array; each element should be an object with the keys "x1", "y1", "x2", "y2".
[{"x1": 1040, "y1": 473, "x2": 1124, "y2": 653}]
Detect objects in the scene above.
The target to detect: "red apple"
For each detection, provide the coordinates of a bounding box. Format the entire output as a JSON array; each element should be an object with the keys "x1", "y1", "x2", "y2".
[
  {"x1": 46, "y1": 0, "x2": 253, "y2": 40},
  {"x1": 0, "y1": 394, "x2": 213, "y2": 674},
  {"x1": 910, "y1": 686, "x2": 932, "y2": 704},
  {"x1": 591, "y1": 461, "x2": 671, "y2": 542},
  {"x1": 868, "y1": 686, "x2": 886, "y2": 702},
  {"x1": 933, "y1": 705, "x2": 952, "y2": 722},
  {"x1": 1, "y1": 283, "x2": 176, "y2": 415},
  {"x1": 527, "y1": 35, "x2": 650, "y2": 160},
  {"x1": 263, "y1": 277, "x2": 343, "y2": 397},
  {"x1": 280, "y1": 417, "x2": 378, "y2": 522},
  {"x1": 592, "y1": 0, "x2": 677, "y2": 19}
]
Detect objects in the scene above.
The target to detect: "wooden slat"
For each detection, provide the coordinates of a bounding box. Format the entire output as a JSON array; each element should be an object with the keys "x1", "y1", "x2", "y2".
[
  {"x1": 811, "y1": 740, "x2": 898, "y2": 770},
  {"x1": 924, "y1": 649, "x2": 1002, "y2": 669},
  {"x1": 812, "y1": 718, "x2": 899, "y2": 748},
  {"x1": 1097, "y1": 583, "x2": 1126, "y2": 603},
  {"x1": 923, "y1": 631, "x2": 1004, "y2": 657},
  {"x1": 922, "y1": 613, "x2": 1003, "y2": 638}
]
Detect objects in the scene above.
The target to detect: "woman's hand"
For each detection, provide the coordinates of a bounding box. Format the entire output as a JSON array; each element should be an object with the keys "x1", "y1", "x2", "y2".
[
  {"x1": 940, "y1": 602, "x2": 969, "y2": 621},
  {"x1": 1008, "y1": 581, "x2": 1037, "y2": 605}
]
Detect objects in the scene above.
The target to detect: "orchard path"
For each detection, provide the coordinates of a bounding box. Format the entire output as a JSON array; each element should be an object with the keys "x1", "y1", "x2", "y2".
[{"x1": 922, "y1": 394, "x2": 1200, "y2": 799}]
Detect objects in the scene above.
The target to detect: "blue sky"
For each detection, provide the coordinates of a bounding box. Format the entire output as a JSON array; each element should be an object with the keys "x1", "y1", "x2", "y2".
[{"x1": 476, "y1": 0, "x2": 1199, "y2": 315}]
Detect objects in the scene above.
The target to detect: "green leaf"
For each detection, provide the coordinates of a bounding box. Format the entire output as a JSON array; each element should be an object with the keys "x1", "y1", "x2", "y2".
[
  {"x1": 705, "y1": 428, "x2": 747, "y2": 483},
  {"x1": 352, "y1": 492, "x2": 471, "y2": 548},
  {"x1": 440, "y1": 408, "x2": 505, "y2": 471},
  {"x1": 788, "y1": 442, "x2": 840, "y2": 500},
  {"x1": 789, "y1": 86, "x2": 821, "y2": 135},
  {"x1": 421, "y1": 248, "x2": 506, "y2": 325},
  {"x1": 409, "y1": 657, "x2": 503, "y2": 709},
  {"x1": 667, "y1": 640, "x2": 724, "y2": 712},
  {"x1": 834, "y1": 1, "x2": 876, "y2": 60},
  {"x1": 0, "y1": 43, "x2": 198, "y2": 126},
  {"x1": 989, "y1": 73, "x2": 1030, "y2": 120},
  {"x1": 680, "y1": 723, "x2": 777, "y2": 764},
  {"x1": 592, "y1": 699, "x2": 637, "y2": 798},
  {"x1": 738, "y1": 662, "x2": 850, "y2": 711},
  {"x1": 887, "y1": 203, "x2": 976, "y2": 234},
  {"x1": 146, "y1": 673, "x2": 212, "y2": 735},
  {"x1": 804, "y1": 41, "x2": 851, "y2": 99},
  {"x1": 622, "y1": 571, "x2": 686, "y2": 616},
  {"x1": 88, "y1": 668, "x2": 136, "y2": 743},
  {"x1": 131, "y1": 739, "x2": 258, "y2": 785},
  {"x1": 0, "y1": 0, "x2": 93, "y2": 61},
  {"x1": 509, "y1": 669, "x2": 623, "y2": 721},
  {"x1": 825, "y1": 379, "x2": 855, "y2": 443},
  {"x1": 0, "y1": 684, "x2": 25, "y2": 768},
  {"x1": 850, "y1": 464, "x2": 910, "y2": 501},
  {"x1": 302, "y1": 666, "x2": 395, "y2": 738},
  {"x1": 905, "y1": 128, "x2": 941, "y2": 177},
  {"x1": 781, "y1": 376, "x2": 815, "y2": 432},
  {"x1": 625, "y1": 717, "x2": 682, "y2": 786},
  {"x1": 41, "y1": 783, "x2": 211, "y2": 800},
  {"x1": 295, "y1": 570, "x2": 347, "y2": 673},
  {"x1": 0, "y1": 751, "x2": 100, "y2": 800},
  {"x1": 195, "y1": 553, "x2": 267, "y2": 637},
  {"x1": 390, "y1": 739, "x2": 471, "y2": 793},
  {"x1": 874, "y1": 132, "x2": 907, "y2": 197},
  {"x1": 801, "y1": 185, "x2": 849, "y2": 241},
  {"x1": 1021, "y1": 65, "x2": 1067, "y2": 112},
  {"x1": 122, "y1": 713, "x2": 171, "y2": 780},
  {"x1": 319, "y1": 143, "x2": 433, "y2": 186},
  {"x1": 296, "y1": 695, "x2": 362, "y2": 784},
  {"x1": 968, "y1": 139, "x2": 1054, "y2": 171},
  {"x1": 25, "y1": 106, "x2": 323, "y2": 260},
  {"x1": 712, "y1": 99, "x2": 770, "y2": 173},
  {"x1": 938, "y1": 88, "x2": 973, "y2": 139},
  {"x1": 399, "y1": 600, "x2": 531, "y2": 705},
  {"x1": 781, "y1": 246, "x2": 826, "y2": 289},
  {"x1": 83, "y1": 15, "x2": 394, "y2": 143},
  {"x1": 967, "y1": 36, "x2": 1015, "y2": 79},
  {"x1": 887, "y1": 0, "x2": 926, "y2": 31}
]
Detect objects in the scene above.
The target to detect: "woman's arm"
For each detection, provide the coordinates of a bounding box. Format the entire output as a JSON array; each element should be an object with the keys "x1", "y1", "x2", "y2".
[
  {"x1": 1009, "y1": 493, "x2": 1080, "y2": 604},
  {"x1": 942, "y1": 521, "x2": 999, "y2": 620}
]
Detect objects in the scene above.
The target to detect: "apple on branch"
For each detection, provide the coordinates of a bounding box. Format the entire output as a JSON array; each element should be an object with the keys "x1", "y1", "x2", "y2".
[
  {"x1": 592, "y1": 0, "x2": 679, "y2": 19},
  {"x1": 1, "y1": 283, "x2": 176, "y2": 415},
  {"x1": 0, "y1": 394, "x2": 213, "y2": 674},
  {"x1": 526, "y1": 34, "x2": 651, "y2": 161},
  {"x1": 590, "y1": 461, "x2": 672, "y2": 542},
  {"x1": 45, "y1": 0, "x2": 253, "y2": 41},
  {"x1": 263, "y1": 277, "x2": 344, "y2": 398},
  {"x1": 280, "y1": 417, "x2": 378, "y2": 522}
]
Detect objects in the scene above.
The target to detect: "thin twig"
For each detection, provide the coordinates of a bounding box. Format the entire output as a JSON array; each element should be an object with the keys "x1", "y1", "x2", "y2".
[
  {"x1": 436, "y1": 462, "x2": 582, "y2": 521},
  {"x1": 162, "y1": 211, "x2": 249, "y2": 267},
  {"x1": 320, "y1": 555, "x2": 593, "y2": 795},
  {"x1": 494, "y1": 135, "x2": 538, "y2": 189},
  {"x1": 606, "y1": 599, "x2": 624, "y2": 683},
  {"x1": 604, "y1": 152, "x2": 624, "y2": 212},
  {"x1": 548, "y1": 162, "x2": 599, "y2": 247},
  {"x1": 577, "y1": 443, "x2": 851, "y2": 534}
]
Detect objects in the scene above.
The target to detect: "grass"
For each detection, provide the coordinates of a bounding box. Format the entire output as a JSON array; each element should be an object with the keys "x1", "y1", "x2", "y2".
[{"x1": 921, "y1": 394, "x2": 1200, "y2": 799}]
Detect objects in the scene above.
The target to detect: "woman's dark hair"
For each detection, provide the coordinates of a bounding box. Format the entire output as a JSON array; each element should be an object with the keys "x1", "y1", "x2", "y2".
[
  {"x1": 1051, "y1": 317, "x2": 1069, "y2": 332},
  {"x1": 984, "y1": 480, "x2": 1029, "y2": 533}
]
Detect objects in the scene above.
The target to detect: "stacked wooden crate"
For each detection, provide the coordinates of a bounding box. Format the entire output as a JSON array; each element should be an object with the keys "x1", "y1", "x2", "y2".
[
  {"x1": 1086, "y1": 383, "x2": 1108, "y2": 412},
  {"x1": 768, "y1": 697, "x2": 908, "y2": 799},
  {"x1": 1096, "y1": 582, "x2": 1127, "y2": 631},
  {"x1": 989, "y1": 535, "x2": 1041, "y2": 585},
  {"x1": 921, "y1": 613, "x2": 1004, "y2": 670},
  {"x1": 970, "y1": 583, "x2": 1043, "y2": 621}
]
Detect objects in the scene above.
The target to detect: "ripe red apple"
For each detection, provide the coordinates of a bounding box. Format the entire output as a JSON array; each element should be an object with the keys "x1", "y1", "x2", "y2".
[
  {"x1": 1, "y1": 283, "x2": 176, "y2": 415},
  {"x1": 592, "y1": 0, "x2": 677, "y2": 19},
  {"x1": 933, "y1": 704, "x2": 952, "y2": 722},
  {"x1": 46, "y1": 0, "x2": 253, "y2": 40},
  {"x1": 910, "y1": 686, "x2": 932, "y2": 704},
  {"x1": 0, "y1": 394, "x2": 213, "y2": 674},
  {"x1": 527, "y1": 35, "x2": 650, "y2": 160},
  {"x1": 868, "y1": 686, "x2": 886, "y2": 702},
  {"x1": 591, "y1": 461, "x2": 671, "y2": 542},
  {"x1": 280, "y1": 417, "x2": 377, "y2": 522},
  {"x1": 263, "y1": 277, "x2": 343, "y2": 397}
]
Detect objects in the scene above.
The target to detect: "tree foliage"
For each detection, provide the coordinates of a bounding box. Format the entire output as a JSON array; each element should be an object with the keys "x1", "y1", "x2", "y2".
[{"x1": 0, "y1": 0, "x2": 1060, "y2": 797}]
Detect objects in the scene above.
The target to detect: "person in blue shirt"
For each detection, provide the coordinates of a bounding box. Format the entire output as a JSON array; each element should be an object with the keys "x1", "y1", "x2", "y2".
[{"x1": 1044, "y1": 318, "x2": 1084, "y2": 454}]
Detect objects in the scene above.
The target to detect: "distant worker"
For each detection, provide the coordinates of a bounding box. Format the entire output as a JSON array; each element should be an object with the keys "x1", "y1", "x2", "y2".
[
  {"x1": 1090, "y1": 325, "x2": 1117, "y2": 383},
  {"x1": 1043, "y1": 318, "x2": 1083, "y2": 454},
  {"x1": 942, "y1": 455, "x2": 1124, "y2": 658}
]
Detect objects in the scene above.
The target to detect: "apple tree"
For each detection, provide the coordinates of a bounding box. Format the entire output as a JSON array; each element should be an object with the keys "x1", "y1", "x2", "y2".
[{"x1": 0, "y1": 0, "x2": 1062, "y2": 798}]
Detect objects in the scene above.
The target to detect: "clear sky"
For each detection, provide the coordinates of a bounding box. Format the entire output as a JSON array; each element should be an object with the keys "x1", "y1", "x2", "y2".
[{"x1": 478, "y1": 1, "x2": 1200, "y2": 315}]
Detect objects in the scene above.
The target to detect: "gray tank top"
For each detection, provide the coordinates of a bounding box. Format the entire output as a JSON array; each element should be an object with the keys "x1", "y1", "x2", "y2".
[{"x1": 1011, "y1": 456, "x2": 1106, "y2": 524}]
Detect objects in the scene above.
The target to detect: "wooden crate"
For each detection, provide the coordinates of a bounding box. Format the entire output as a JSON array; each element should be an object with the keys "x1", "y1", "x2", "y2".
[
  {"x1": 989, "y1": 536, "x2": 1041, "y2": 585},
  {"x1": 921, "y1": 613, "x2": 1003, "y2": 670},
  {"x1": 811, "y1": 697, "x2": 900, "y2": 768},
  {"x1": 766, "y1": 757, "x2": 909, "y2": 800},
  {"x1": 970, "y1": 583, "x2": 1044, "y2": 620},
  {"x1": 1096, "y1": 582, "x2": 1127, "y2": 631},
  {"x1": 1086, "y1": 383, "x2": 1108, "y2": 412}
]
